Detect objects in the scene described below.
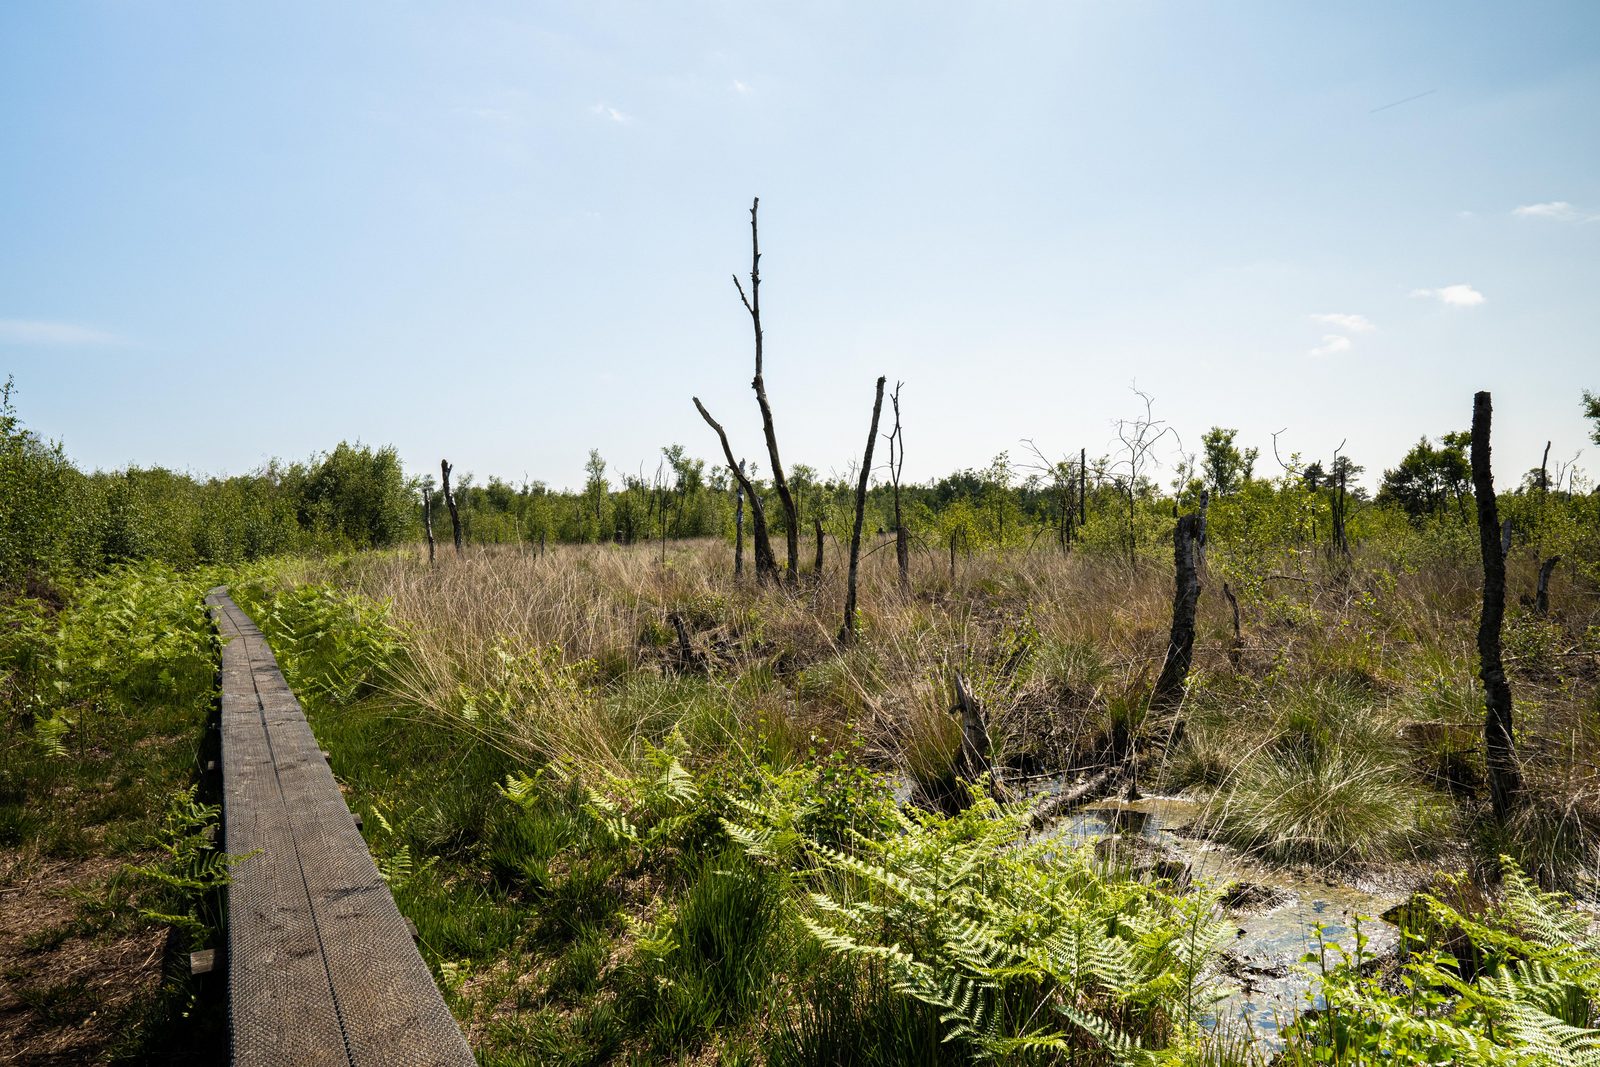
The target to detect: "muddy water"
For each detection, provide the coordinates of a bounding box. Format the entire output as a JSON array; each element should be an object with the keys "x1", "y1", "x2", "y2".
[{"x1": 1046, "y1": 796, "x2": 1403, "y2": 1045}]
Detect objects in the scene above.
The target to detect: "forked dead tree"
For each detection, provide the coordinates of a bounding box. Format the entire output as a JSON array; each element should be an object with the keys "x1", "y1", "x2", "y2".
[
  {"x1": 422, "y1": 487, "x2": 436, "y2": 565},
  {"x1": 440, "y1": 459, "x2": 463, "y2": 556},
  {"x1": 887, "y1": 382, "x2": 909, "y2": 593},
  {"x1": 695, "y1": 400, "x2": 778, "y2": 583},
  {"x1": 840, "y1": 377, "x2": 887, "y2": 645},
  {"x1": 734, "y1": 198, "x2": 800, "y2": 585},
  {"x1": 1471, "y1": 390, "x2": 1522, "y2": 820}
]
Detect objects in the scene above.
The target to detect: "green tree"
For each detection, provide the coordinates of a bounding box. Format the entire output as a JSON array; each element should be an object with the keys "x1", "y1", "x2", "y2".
[
  {"x1": 1200, "y1": 427, "x2": 1258, "y2": 496},
  {"x1": 299, "y1": 442, "x2": 412, "y2": 548},
  {"x1": 1377, "y1": 432, "x2": 1470, "y2": 521},
  {"x1": 1583, "y1": 390, "x2": 1600, "y2": 446},
  {"x1": 583, "y1": 449, "x2": 610, "y2": 542}
]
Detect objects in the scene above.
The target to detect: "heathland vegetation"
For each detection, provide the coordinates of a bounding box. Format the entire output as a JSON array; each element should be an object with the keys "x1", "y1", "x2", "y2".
[{"x1": 5, "y1": 294, "x2": 1600, "y2": 1067}]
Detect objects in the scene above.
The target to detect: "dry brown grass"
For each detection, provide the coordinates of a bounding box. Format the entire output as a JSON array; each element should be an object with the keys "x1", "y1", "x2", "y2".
[{"x1": 311, "y1": 536, "x2": 1599, "y2": 875}]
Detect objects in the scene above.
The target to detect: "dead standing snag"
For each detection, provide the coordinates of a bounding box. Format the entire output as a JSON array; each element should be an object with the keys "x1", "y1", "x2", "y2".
[
  {"x1": 441, "y1": 459, "x2": 463, "y2": 556},
  {"x1": 734, "y1": 198, "x2": 800, "y2": 585},
  {"x1": 694, "y1": 399, "x2": 779, "y2": 584},
  {"x1": 840, "y1": 377, "x2": 887, "y2": 645},
  {"x1": 1471, "y1": 390, "x2": 1522, "y2": 820}
]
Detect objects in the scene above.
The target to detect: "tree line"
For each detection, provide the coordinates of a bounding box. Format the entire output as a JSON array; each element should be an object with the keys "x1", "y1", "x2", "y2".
[{"x1": 4, "y1": 372, "x2": 1597, "y2": 589}]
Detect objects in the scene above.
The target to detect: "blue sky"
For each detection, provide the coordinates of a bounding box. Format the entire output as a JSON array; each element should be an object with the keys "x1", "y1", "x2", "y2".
[{"x1": 2, "y1": 2, "x2": 1597, "y2": 491}]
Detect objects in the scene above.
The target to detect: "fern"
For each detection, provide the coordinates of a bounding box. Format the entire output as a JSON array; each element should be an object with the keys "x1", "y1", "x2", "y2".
[
  {"x1": 1283, "y1": 856, "x2": 1600, "y2": 1066},
  {"x1": 785, "y1": 788, "x2": 1227, "y2": 1062}
]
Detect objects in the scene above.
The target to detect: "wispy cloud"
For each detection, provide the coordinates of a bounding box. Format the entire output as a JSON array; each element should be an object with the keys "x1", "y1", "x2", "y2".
[
  {"x1": 590, "y1": 103, "x2": 630, "y2": 123},
  {"x1": 1310, "y1": 312, "x2": 1376, "y2": 333},
  {"x1": 1308, "y1": 334, "x2": 1352, "y2": 358},
  {"x1": 732, "y1": 79, "x2": 751, "y2": 94},
  {"x1": 0, "y1": 319, "x2": 122, "y2": 346},
  {"x1": 1410, "y1": 284, "x2": 1485, "y2": 307},
  {"x1": 1512, "y1": 201, "x2": 1599, "y2": 223}
]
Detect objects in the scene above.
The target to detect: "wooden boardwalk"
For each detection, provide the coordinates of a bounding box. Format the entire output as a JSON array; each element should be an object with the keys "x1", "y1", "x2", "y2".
[{"x1": 207, "y1": 588, "x2": 475, "y2": 1067}]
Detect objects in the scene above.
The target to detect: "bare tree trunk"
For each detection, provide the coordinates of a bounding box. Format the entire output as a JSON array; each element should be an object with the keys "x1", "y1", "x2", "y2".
[
  {"x1": 1079, "y1": 447, "x2": 1087, "y2": 529},
  {"x1": 441, "y1": 460, "x2": 463, "y2": 557},
  {"x1": 1222, "y1": 581, "x2": 1242, "y2": 669},
  {"x1": 888, "y1": 382, "x2": 908, "y2": 594},
  {"x1": 949, "y1": 530, "x2": 957, "y2": 581},
  {"x1": 1152, "y1": 514, "x2": 1203, "y2": 710},
  {"x1": 695, "y1": 400, "x2": 777, "y2": 583},
  {"x1": 1333, "y1": 469, "x2": 1350, "y2": 558},
  {"x1": 539, "y1": 530, "x2": 546, "y2": 558},
  {"x1": 734, "y1": 477, "x2": 745, "y2": 579},
  {"x1": 1472, "y1": 391, "x2": 1522, "y2": 821},
  {"x1": 1535, "y1": 555, "x2": 1561, "y2": 616},
  {"x1": 733, "y1": 198, "x2": 799, "y2": 584},
  {"x1": 422, "y1": 487, "x2": 436, "y2": 565},
  {"x1": 813, "y1": 515, "x2": 824, "y2": 576},
  {"x1": 840, "y1": 376, "x2": 887, "y2": 645}
]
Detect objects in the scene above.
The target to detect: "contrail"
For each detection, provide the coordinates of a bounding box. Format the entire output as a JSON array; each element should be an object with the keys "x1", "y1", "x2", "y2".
[{"x1": 1369, "y1": 88, "x2": 1437, "y2": 114}]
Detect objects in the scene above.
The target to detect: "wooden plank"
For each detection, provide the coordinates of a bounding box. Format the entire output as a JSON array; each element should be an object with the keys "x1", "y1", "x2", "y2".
[
  {"x1": 208, "y1": 590, "x2": 349, "y2": 1067},
  {"x1": 206, "y1": 588, "x2": 474, "y2": 1067}
]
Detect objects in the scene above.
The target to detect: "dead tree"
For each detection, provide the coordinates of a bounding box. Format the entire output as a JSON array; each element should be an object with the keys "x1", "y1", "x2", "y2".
[
  {"x1": 695, "y1": 400, "x2": 778, "y2": 583},
  {"x1": 840, "y1": 376, "x2": 887, "y2": 645},
  {"x1": 1535, "y1": 555, "x2": 1561, "y2": 616},
  {"x1": 1535, "y1": 440, "x2": 1552, "y2": 552},
  {"x1": 667, "y1": 612, "x2": 703, "y2": 672},
  {"x1": 1222, "y1": 581, "x2": 1243, "y2": 669},
  {"x1": 1113, "y1": 388, "x2": 1177, "y2": 570},
  {"x1": 813, "y1": 515, "x2": 824, "y2": 576},
  {"x1": 951, "y1": 671, "x2": 1001, "y2": 794},
  {"x1": 734, "y1": 198, "x2": 800, "y2": 584},
  {"x1": 734, "y1": 470, "x2": 745, "y2": 578},
  {"x1": 440, "y1": 459, "x2": 463, "y2": 556},
  {"x1": 1471, "y1": 391, "x2": 1522, "y2": 821},
  {"x1": 422, "y1": 487, "x2": 436, "y2": 565},
  {"x1": 887, "y1": 382, "x2": 909, "y2": 594},
  {"x1": 1152, "y1": 513, "x2": 1203, "y2": 710},
  {"x1": 1078, "y1": 447, "x2": 1087, "y2": 530}
]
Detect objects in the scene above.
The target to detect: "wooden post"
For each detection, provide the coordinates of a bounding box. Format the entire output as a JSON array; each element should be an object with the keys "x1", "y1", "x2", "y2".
[
  {"x1": 440, "y1": 460, "x2": 463, "y2": 556},
  {"x1": 840, "y1": 377, "x2": 887, "y2": 645},
  {"x1": 734, "y1": 198, "x2": 800, "y2": 584},
  {"x1": 695, "y1": 401, "x2": 778, "y2": 583},
  {"x1": 1471, "y1": 391, "x2": 1521, "y2": 821},
  {"x1": 422, "y1": 487, "x2": 436, "y2": 565}
]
